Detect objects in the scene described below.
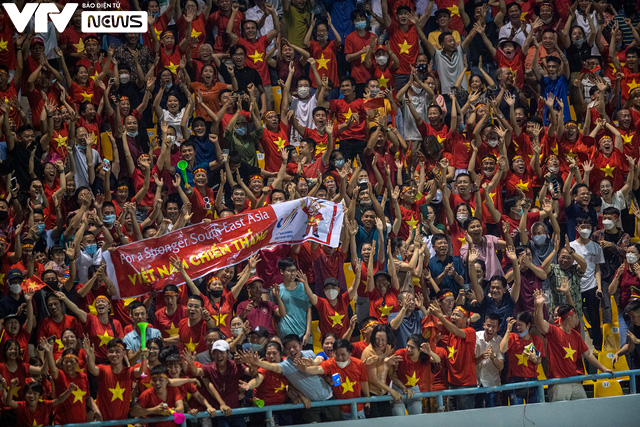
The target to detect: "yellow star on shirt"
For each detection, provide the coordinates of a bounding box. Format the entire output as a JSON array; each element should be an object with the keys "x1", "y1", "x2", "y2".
[
  {"x1": 185, "y1": 337, "x2": 198, "y2": 352},
  {"x1": 628, "y1": 79, "x2": 640, "y2": 92},
  {"x1": 622, "y1": 133, "x2": 634, "y2": 145},
  {"x1": 551, "y1": 144, "x2": 559, "y2": 156},
  {"x1": 566, "y1": 149, "x2": 577, "y2": 159},
  {"x1": 516, "y1": 352, "x2": 529, "y2": 367},
  {"x1": 328, "y1": 312, "x2": 345, "y2": 327},
  {"x1": 447, "y1": 345, "x2": 457, "y2": 361},
  {"x1": 274, "y1": 136, "x2": 287, "y2": 151},
  {"x1": 123, "y1": 298, "x2": 136, "y2": 307},
  {"x1": 343, "y1": 108, "x2": 353, "y2": 120},
  {"x1": 53, "y1": 134, "x2": 68, "y2": 148},
  {"x1": 248, "y1": 50, "x2": 264, "y2": 63},
  {"x1": 448, "y1": 5, "x2": 461, "y2": 16},
  {"x1": 436, "y1": 134, "x2": 446, "y2": 145},
  {"x1": 406, "y1": 215, "x2": 419, "y2": 229},
  {"x1": 563, "y1": 343, "x2": 576, "y2": 360},
  {"x1": 154, "y1": 25, "x2": 163, "y2": 39},
  {"x1": 71, "y1": 388, "x2": 86, "y2": 404},
  {"x1": 516, "y1": 180, "x2": 530, "y2": 192},
  {"x1": 398, "y1": 39, "x2": 413, "y2": 54},
  {"x1": 0, "y1": 39, "x2": 8, "y2": 51},
  {"x1": 191, "y1": 28, "x2": 202, "y2": 39},
  {"x1": 457, "y1": 236, "x2": 467, "y2": 245},
  {"x1": 97, "y1": 330, "x2": 113, "y2": 347},
  {"x1": 600, "y1": 163, "x2": 615, "y2": 178},
  {"x1": 274, "y1": 381, "x2": 286, "y2": 393},
  {"x1": 55, "y1": 338, "x2": 65, "y2": 351},
  {"x1": 12, "y1": 384, "x2": 21, "y2": 398},
  {"x1": 73, "y1": 39, "x2": 85, "y2": 53},
  {"x1": 341, "y1": 375, "x2": 357, "y2": 393},
  {"x1": 33, "y1": 420, "x2": 40, "y2": 427},
  {"x1": 216, "y1": 313, "x2": 228, "y2": 327},
  {"x1": 79, "y1": 91, "x2": 93, "y2": 103},
  {"x1": 378, "y1": 304, "x2": 393, "y2": 317},
  {"x1": 186, "y1": 391, "x2": 192, "y2": 400},
  {"x1": 166, "y1": 61, "x2": 180, "y2": 75},
  {"x1": 360, "y1": 52, "x2": 367, "y2": 63},
  {"x1": 405, "y1": 371, "x2": 420, "y2": 387},
  {"x1": 377, "y1": 74, "x2": 390, "y2": 88},
  {"x1": 316, "y1": 54, "x2": 330, "y2": 70},
  {"x1": 109, "y1": 381, "x2": 126, "y2": 401},
  {"x1": 166, "y1": 322, "x2": 180, "y2": 337}
]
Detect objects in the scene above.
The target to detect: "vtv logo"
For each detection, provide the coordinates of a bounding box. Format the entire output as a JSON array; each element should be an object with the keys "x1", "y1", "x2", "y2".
[{"x1": 2, "y1": 3, "x2": 78, "y2": 33}]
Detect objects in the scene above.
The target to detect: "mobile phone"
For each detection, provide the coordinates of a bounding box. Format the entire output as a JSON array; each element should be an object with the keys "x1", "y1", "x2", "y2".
[
  {"x1": 102, "y1": 159, "x2": 110, "y2": 171},
  {"x1": 10, "y1": 176, "x2": 18, "y2": 192},
  {"x1": 463, "y1": 283, "x2": 470, "y2": 292}
]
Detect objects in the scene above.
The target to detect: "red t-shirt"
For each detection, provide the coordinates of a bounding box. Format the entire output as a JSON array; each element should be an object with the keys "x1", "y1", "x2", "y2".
[
  {"x1": 205, "y1": 291, "x2": 237, "y2": 338},
  {"x1": 344, "y1": 31, "x2": 376, "y2": 83},
  {"x1": 179, "y1": 13, "x2": 207, "y2": 59},
  {"x1": 53, "y1": 371, "x2": 89, "y2": 424},
  {"x1": 261, "y1": 121, "x2": 290, "y2": 172},
  {"x1": 329, "y1": 98, "x2": 367, "y2": 141},
  {"x1": 501, "y1": 211, "x2": 540, "y2": 242},
  {"x1": 188, "y1": 186, "x2": 216, "y2": 224},
  {"x1": 84, "y1": 313, "x2": 124, "y2": 362},
  {"x1": 37, "y1": 315, "x2": 83, "y2": 355},
  {"x1": 505, "y1": 169, "x2": 536, "y2": 200},
  {"x1": 315, "y1": 291, "x2": 351, "y2": 338},
  {"x1": 589, "y1": 148, "x2": 625, "y2": 192},
  {"x1": 16, "y1": 400, "x2": 54, "y2": 427},
  {"x1": 444, "y1": 327, "x2": 476, "y2": 386},
  {"x1": 431, "y1": 346, "x2": 448, "y2": 391},
  {"x1": 1, "y1": 327, "x2": 30, "y2": 361},
  {"x1": 202, "y1": 361, "x2": 245, "y2": 408},
  {"x1": 394, "y1": 348, "x2": 432, "y2": 392},
  {"x1": 506, "y1": 332, "x2": 546, "y2": 379},
  {"x1": 179, "y1": 318, "x2": 209, "y2": 354},
  {"x1": 321, "y1": 357, "x2": 368, "y2": 412},
  {"x1": 309, "y1": 41, "x2": 339, "y2": 88},
  {"x1": 239, "y1": 36, "x2": 271, "y2": 86},
  {"x1": 256, "y1": 368, "x2": 289, "y2": 405},
  {"x1": 155, "y1": 306, "x2": 187, "y2": 339},
  {"x1": 97, "y1": 365, "x2": 135, "y2": 421},
  {"x1": 495, "y1": 48, "x2": 525, "y2": 88},
  {"x1": 388, "y1": 22, "x2": 419, "y2": 75},
  {"x1": 352, "y1": 341, "x2": 368, "y2": 359},
  {"x1": 367, "y1": 287, "x2": 399, "y2": 323},
  {"x1": 0, "y1": 362, "x2": 32, "y2": 400},
  {"x1": 138, "y1": 386, "x2": 184, "y2": 427},
  {"x1": 208, "y1": 10, "x2": 243, "y2": 53},
  {"x1": 545, "y1": 324, "x2": 588, "y2": 379}
]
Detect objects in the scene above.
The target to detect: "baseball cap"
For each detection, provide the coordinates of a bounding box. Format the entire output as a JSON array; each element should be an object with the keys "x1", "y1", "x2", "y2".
[
  {"x1": 248, "y1": 326, "x2": 269, "y2": 339},
  {"x1": 8, "y1": 269, "x2": 23, "y2": 281},
  {"x1": 211, "y1": 339, "x2": 230, "y2": 352},
  {"x1": 323, "y1": 277, "x2": 340, "y2": 288},
  {"x1": 247, "y1": 276, "x2": 264, "y2": 285}
]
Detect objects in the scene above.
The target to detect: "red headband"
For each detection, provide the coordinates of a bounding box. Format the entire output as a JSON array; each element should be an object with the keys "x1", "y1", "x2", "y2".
[
  {"x1": 455, "y1": 306, "x2": 469, "y2": 318},
  {"x1": 438, "y1": 291, "x2": 454, "y2": 301}
]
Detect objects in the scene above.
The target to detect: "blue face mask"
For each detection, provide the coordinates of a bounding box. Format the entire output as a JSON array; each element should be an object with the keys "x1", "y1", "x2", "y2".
[
  {"x1": 166, "y1": 82, "x2": 173, "y2": 90},
  {"x1": 235, "y1": 127, "x2": 247, "y2": 136},
  {"x1": 334, "y1": 159, "x2": 345, "y2": 168},
  {"x1": 514, "y1": 207, "x2": 523, "y2": 217},
  {"x1": 355, "y1": 20, "x2": 367, "y2": 30},
  {"x1": 126, "y1": 131, "x2": 139, "y2": 138},
  {"x1": 37, "y1": 224, "x2": 45, "y2": 234},
  {"x1": 104, "y1": 214, "x2": 116, "y2": 225},
  {"x1": 517, "y1": 328, "x2": 529, "y2": 338},
  {"x1": 152, "y1": 12, "x2": 160, "y2": 18},
  {"x1": 85, "y1": 244, "x2": 97, "y2": 255}
]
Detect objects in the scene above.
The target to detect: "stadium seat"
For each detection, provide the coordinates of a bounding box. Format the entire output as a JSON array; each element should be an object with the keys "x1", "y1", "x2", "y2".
[{"x1": 593, "y1": 379, "x2": 623, "y2": 398}]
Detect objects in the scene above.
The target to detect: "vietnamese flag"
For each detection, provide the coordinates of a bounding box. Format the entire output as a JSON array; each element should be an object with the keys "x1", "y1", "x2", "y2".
[
  {"x1": 22, "y1": 275, "x2": 47, "y2": 293},
  {"x1": 364, "y1": 97, "x2": 385, "y2": 111}
]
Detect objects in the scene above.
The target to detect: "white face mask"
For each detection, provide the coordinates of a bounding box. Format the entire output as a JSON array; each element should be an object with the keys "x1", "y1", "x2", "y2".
[
  {"x1": 548, "y1": 166, "x2": 559, "y2": 174},
  {"x1": 9, "y1": 284, "x2": 21, "y2": 294},
  {"x1": 297, "y1": 86, "x2": 310, "y2": 98},
  {"x1": 376, "y1": 55, "x2": 388, "y2": 65},
  {"x1": 336, "y1": 359, "x2": 350, "y2": 369},
  {"x1": 386, "y1": 223, "x2": 392, "y2": 234},
  {"x1": 627, "y1": 253, "x2": 638, "y2": 264},
  {"x1": 578, "y1": 228, "x2": 592, "y2": 239},
  {"x1": 231, "y1": 327, "x2": 242, "y2": 336},
  {"x1": 412, "y1": 85, "x2": 423, "y2": 94},
  {"x1": 487, "y1": 139, "x2": 499, "y2": 147},
  {"x1": 370, "y1": 87, "x2": 380, "y2": 97},
  {"x1": 325, "y1": 288, "x2": 339, "y2": 300},
  {"x1": 457, "y1": 214, "x2": 469, "y2": 223},
  {"x1": 603, "y1": 219, "x2": 615, "y2": 230},
  {"x1": 532, "y1": 234, "x2": 547, "y2": 245},
  {"x1": 120, "y1": 74, "x2": 131, "y2": 84}
]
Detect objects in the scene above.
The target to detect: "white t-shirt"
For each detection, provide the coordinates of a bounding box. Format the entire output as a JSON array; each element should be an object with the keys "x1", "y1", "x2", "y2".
[
  {"x1": 570, "y1": 239, "x2": 605, "y2": 292},
  {"x1": 475, "y1": 330, "x2": 504, "y2": 387},
  {"x1": 159, "y1": 108, "x2": 187, "y2": 139},
  {"x1": 73, "y1": 146, "x2": 101, "y2": 189}
]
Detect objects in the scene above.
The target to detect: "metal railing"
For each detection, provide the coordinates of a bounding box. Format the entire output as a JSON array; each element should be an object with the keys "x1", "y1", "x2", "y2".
[{"x1": 57, "y1": 369, "x2": 640, "y2": 427}]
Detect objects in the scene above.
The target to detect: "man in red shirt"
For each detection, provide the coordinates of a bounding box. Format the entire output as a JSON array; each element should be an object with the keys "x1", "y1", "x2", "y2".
[
  {"x1": 131, "y1": 365, "x2": 185, "y2": 427},
  {"x1": 179, "y1": 295, "x2": 218, "y2": 354},
  {"x1": 533, "y1": 289, "x2": 612, "y2": 401},
  {"x1": 429, "y1": 302, "x2": 477, "y2": 410},
  {"x1": 37, "y1": 293, "x2": 83, "y2": 355},
  {"x1": 154, "y1": 284, "x2": 187, "y2": 341}
]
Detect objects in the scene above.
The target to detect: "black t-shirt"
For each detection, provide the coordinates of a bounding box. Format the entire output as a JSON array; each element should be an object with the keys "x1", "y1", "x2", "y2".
[
  {"x1": 4, "y1": 141, "x2": 44, "y2": 190},
  {"x1": 218, "y1": 66, "x2": 263, "y2": 93}
]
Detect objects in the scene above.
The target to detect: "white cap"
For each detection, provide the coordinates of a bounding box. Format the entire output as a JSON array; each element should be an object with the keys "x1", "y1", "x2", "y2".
[{"x1": 211, "y1": 339, "x2": 230, "y2": 352}]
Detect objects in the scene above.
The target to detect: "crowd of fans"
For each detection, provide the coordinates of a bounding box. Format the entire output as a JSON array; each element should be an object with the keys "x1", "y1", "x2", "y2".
[{"x1": 2, "y1": 0, "x2": 640, "y2": 425}]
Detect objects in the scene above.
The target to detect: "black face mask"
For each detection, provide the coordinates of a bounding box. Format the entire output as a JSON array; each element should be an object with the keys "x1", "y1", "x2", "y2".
[
  {"x1": 210, "y1": 289, "x2": 223, "y2": 298},
  {"x1": 0, "y1": 211, "x2": 8, "y2": 221},
  {"x1": 45, "y1": 280, "x2": 59, "y2": 289}
]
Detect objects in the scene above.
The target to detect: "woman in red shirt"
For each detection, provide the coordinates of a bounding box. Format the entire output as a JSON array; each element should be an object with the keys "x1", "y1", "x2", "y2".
[
  {"x1": 188, "y1": 168, "x2": 215, "y2": 223},
  {"x1": 5, "y1": 379, "x2": 75, "y2": 427},
  {"x1": 0, "y1": 340, "x2": 47, "y2": 401},
  {"x1": 389, "y1": 334, "x2": 441, "y2": 415}
]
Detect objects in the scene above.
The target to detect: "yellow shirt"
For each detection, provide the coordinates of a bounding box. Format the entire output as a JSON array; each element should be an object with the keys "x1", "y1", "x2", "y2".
[{"x1": 428, "y1": 30, "x2": 461, "y2": 50}]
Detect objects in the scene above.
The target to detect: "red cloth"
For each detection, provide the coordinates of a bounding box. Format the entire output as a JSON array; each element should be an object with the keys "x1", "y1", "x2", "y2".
[
  {"x1": 394, "y1": 348, "x2": 433, "y2": 392},
  {"x1": 256, "y1": 368, "x2": 289, "y2": 405},
  {"x1": 315, "y1": 291, "x2": 351, "y2": 338},
  {"x1": 0, "y1": 362, "x2": 32, "y2": 400},
  {"x1": 545, "y1": 324, "x2": 588, "y2": 379},
  {"x1": 506, "y1": 332, "x2": 546, "y2": 379},
  {"x1": 238, "y1": 36, "x2": 271, "y2": 86},
  {"x1": 495, "y1": 48, "x2": 525, "y2": 88},
  {"x1": 321, "y1": 357, "x2": 368, "y2": 412},
  {"x1": 84, "y1": 313, "x2": 124, "y2": 362},
  {"x1": 16, "y1": 400, "x2": 54, "y2": 427},
  {"x1": 138, "y1": 386, "x2": 184, "y2": 427},
  {"x1": 97, "y1": 365, "x2": 135, "y2": 421},
  {"x1": 37, "y1": 315, "x2": 83, "y2": 355},
  {"x1": 589, "y1": 148, "x2": 625, "y2": 193},
  {"x1": 329, "y1": 98, "x2": 367, "y2": 141},
  {"x1": 155, "y1": 306, "x2": 188, "y2": 339},
  {"x1": 52, "y1": 371, "x2": 89, "y2": 424},
  {"x1": 202, "y1": 360, "x2": 245, "y2": 408},
  {"x1": 179, "y1": 317, "x2": 209, "y2": 354},
  {"x1": 344, "y1": 31, "x2": 376, "y2": 83},
  {"x1": 444, "y1": 327, "x2": 476, "y2": 386},
  {"x1": 261, "y1": 121, "x2": 290, "y2": 172},
  {"x1": 309, "y1": 41, "x2": 339, "y2": 88},
  {"x1": 388, "y1": 22, "x2": 420, "y2": 75},
  {"x1": 208, "y1": 11, "x2": 243, "y2": 53},
  {"x1": 367, "y1": 287, "x2": 399, "y2": 323}
]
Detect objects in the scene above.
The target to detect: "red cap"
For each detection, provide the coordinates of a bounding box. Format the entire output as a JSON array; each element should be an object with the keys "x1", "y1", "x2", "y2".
[
  {"x1": 31, "y1": 37, "x2": 45, "y2": 46},
  {"x1": 247, "y1": 276, "x2": 264, "y2": 285},
  {"x1": 375, "y1": 45, "x2": 388, "y2": 52}
]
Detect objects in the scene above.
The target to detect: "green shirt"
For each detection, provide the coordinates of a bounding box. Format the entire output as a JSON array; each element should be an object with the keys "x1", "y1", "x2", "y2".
[
  {"x1": 224, "y1": 127, "x2": 264, "y2": 167},
  {"x1": 284, "y1": 4, "x2": 311, "y2": 48}
]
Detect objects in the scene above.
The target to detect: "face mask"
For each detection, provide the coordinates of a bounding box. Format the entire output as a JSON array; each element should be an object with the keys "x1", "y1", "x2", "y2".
[
  {"x1": 574, "y1": 38, "x2": 585, "y2": 48},
  {"x1": 78, "y1": 144, "x2": 87, "y2": 151},
  {"x1": 542, "y1": 16, "x2": 552, "y2": 24},
  {"x1": 152, "y1": 12, "x2": 160, "y2": 18},
  {"x1": 578, "y1": 228, "x2": 592, "y2": 239},
  {"x1": 210, "y1": 289, "x2": 223, "y2": 298},
  {"x1": 104, "y1": 214, "x2": 116, "y2": 225},
  {"x1": 532, "y1": 234, "x2": 547, "y2": 245},
  {"x1": 334, "y1": 159, "x2": 345, "y2": 168},
  {"x1": 355, "y1": 21, "x2": 367, "y2": 30},
  {"x1": 416, "y1": 64, "x2": 428, "y2": 74},
  {"x1": 376, "y1": 55, "x2": 388, "y2": 65},
  {"x1": 166, "y1": 82, "x2": 173, "y2": 90},
  {"x1": 235, "y1": 127, "x2": 247, "y2": 136},
  {"x1": 297, "y1": 86, "x2": 310, "y2": 98},
  {"x1": 360, "y1": 201, "x2": 373, "y2": 209},
  {"x1": 336, "y1": 359, "x2": 350, "y2": 368},
  {"x1": 325, "y1": 289, "x2": 339, "y2": 300},
  {"x1": 45, "y1": 280, "x2": 58, "y2": 289},
  {"x1": 457, "y1": 214, "x2": 468, "y2": 223},
  {"x1": 513, "y1": 207, "x2": 523, "y2": 217},
  {"x1": 0, "y1": 211, "x2": 7, "y2": 221},
  {"x1": 412, "y1": 85, "x2": 423, "y2": 94},
  {"x1": 603, "y1": 219, "x2": 615, "y2": 230},
  {"x1": 9, "y1": 284, "x2": 21, "y2": 294},
  {"x1": 231, "y1": 327, "x2": 242, "y2": 336},
  {"x1": 250, "y1": 343, "x2": 263, "y2": 352},
  {"x1": 37, "y1": 224, "x2": 45, "y2": 235},
  {"x1": 487, "y1": 139, "x2": 499, "y2": 147},
  {"x1": 517, "y1": 329, "x2": 529, "y2": 338},
  {"x1": 627, "y1": 253, "x2": 638, "y2": 264},
  {"x1": 358, "y1": 179, "x2": 369, "y2": 185},
  {"x1": 120, "y1": 74, "x2": 130, "y2": 85},
  {"x1": 548, "y1": 166, "x2": 560, "y2": 174},
  {"x1": 126, "y1": 131, "x2": 139, "y2": 138},
  {"x1": 370, "y1": 87, "x2": 380, "y2": 97},
  {"x1": 317, "y1": 35, "x2": 328, "y2": 42},
  {"x1": 386, "y1": 223, "x2": 392, "y2": 234},
  {"x1": 85, "y1": 244, "x2": 97, "y2": 255}
]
